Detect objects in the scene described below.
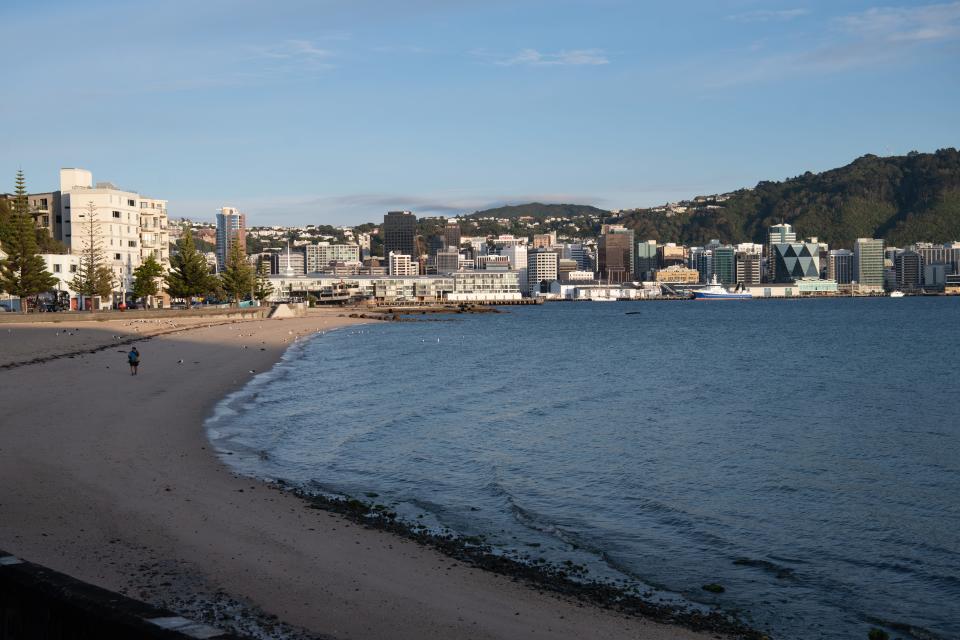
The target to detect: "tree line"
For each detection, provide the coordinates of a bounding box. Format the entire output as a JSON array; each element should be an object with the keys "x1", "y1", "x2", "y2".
[{"x1": 0, "y1": 171, "x2": 273, "y2": 312}]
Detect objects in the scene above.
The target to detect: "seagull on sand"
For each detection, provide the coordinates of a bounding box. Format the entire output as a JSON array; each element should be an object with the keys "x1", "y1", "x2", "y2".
[{"x1": 177, "y1": 359, "x2": 184, "y2": 364}]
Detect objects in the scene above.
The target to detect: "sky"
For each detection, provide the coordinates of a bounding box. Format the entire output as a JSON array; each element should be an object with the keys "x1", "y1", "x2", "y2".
[{"x1": 1, "y1": 0, "x2": 958, "y2": 225}]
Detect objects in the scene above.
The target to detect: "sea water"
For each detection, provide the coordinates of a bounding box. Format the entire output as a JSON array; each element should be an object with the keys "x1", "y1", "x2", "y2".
[{"x1": 207, "y1": 298, "x2": 960, "y2": 640}]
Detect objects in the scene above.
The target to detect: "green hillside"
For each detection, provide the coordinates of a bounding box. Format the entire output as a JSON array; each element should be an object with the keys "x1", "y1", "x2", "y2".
[{"x1": 621, "y1": 148, "x2": 960, "y2": 248}]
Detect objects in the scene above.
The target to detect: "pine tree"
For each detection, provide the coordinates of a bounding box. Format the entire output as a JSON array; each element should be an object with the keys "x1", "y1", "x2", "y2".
[
  {"x1": 220, "y1": 242, "x2": 254, "y2": 305},
  {"x1": 70, "y1": 201, "x2": 114, "y2": 310},
  {"x1": 253, "y1": 257, "x2": 274, "y2": 303},
  {"x1": 166, "y1": 229, "x2": 214, "y2": 302},
  {"x1": 0, "y1": 170, "x2": 57, "y2": 312},
  {"x1": 132, "y1": 254, "x2": 165, "y2": 307}
]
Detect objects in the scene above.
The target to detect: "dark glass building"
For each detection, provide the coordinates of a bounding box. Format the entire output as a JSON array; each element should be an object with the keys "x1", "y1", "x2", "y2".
[
  {"x1": 383, "y1": 210, "x2": 418, "y2": 259},
  {"x1": 773, "y1": 243, "x2": 820, "y2": 283},
  {"x1": 598, "y1": 226, "x2": 634, "y2": 284}
]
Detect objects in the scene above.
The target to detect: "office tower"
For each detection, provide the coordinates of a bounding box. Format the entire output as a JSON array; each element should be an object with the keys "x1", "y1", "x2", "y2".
[
  {"x1": 562, "y1": 243, "x2": 589, "y2": 272},
  {"x1": 499, "y1": 244, "x2": 529, "y2": 294},
  {"x1": 827, "y1": 250, "x2": 854, "y2": 284},
  {"x1": 735, "y1": 250, "x2": 762, "y2": 285},
  {"x1": 691, "y1": 248, "x2": 712, "y2": 283},
  {"x1": 657, "y1": 243, "x2": 687, "y2": 268},
  {"x1": 532, "y1": 232, "x2": 557, "y2": 249},
  {"x1": 854, "y1": 238, "x2": 885, "y2": 287},
  {"x1": 635, "y1": 240, "x2": 658, "y2": 280},
  {"x1": 767, "y1": 223, "x2": 797, "y2": 280},
  {"x1": 772, "y1": 242, "x2": 820, "y2": 283},
  {"x1": 442, "y1": 221, "x2": 461, "y2": 249},
  {"x1": 713, "y1": 246, "x2": 736, "y2": 284},
  {"x1": 216, "y1": 207, "x2": 247, "y2": 271},
  {"x1": 526, "y1": 249, "x2": 558, "y2": 294},
  {"x1": 435, "y1": 247, "x2": 461, "y2": 274},
  {"x1": 894, "y1": 250, "x2": 923, "y2": 290},
  {"x1": 598, "y1": 225, "x2": 634, "y2": 284},
  {"x1": 383, "y1": 211, "x2": 418, "y2": 259}
]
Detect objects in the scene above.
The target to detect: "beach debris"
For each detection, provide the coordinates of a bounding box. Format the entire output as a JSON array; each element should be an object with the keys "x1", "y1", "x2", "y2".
[{"x1": 702, "y1": 583, "x2": 725, "y2": 593}]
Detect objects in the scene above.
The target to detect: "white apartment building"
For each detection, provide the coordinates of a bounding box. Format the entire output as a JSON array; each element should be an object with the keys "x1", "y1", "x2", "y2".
[
  {"x1": 527, "y1": 249, "x2": 558, "y2": 295},
  {"x1": 305, "y1": 243, "x2": 361, "y2": 273},
  {"x1": 58, "y1": 168, "x2": 168, "y2": 300},
  {"x1": 499, "y1": 245, "x2": 528, "y2": 294},
  {"x1": 388, "y1": 252, "x2": 419, "y2": 276}
]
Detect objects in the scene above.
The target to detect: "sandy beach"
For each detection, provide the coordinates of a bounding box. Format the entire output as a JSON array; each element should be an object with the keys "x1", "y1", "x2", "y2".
[{"x1": 0, "y1": 310, "x2": 720, "y2": 640}]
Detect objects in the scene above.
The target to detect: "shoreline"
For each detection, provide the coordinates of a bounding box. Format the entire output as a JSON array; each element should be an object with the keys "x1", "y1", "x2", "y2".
[{"x1": 1, "y1": 310, "x2": 743, "y2": 640}]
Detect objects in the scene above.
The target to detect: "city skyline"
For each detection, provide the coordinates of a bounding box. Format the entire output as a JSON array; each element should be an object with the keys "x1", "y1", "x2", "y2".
[{"x1": 3, "y1": 0, "x2": 958, "y2": 225}]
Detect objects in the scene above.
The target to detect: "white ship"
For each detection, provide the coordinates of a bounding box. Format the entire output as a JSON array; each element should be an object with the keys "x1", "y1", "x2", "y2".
[{"x1": 693, "y1": 275, "x2": 752, "y2": 300}]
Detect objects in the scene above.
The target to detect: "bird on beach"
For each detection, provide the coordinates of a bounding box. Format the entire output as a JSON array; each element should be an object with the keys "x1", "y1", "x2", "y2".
[
  {"x1": 177, "y1": 359, "x2": 184, "y2": 364},
  {"x1": 248, "y1": 369, "x2": 256, "y2": 374}
]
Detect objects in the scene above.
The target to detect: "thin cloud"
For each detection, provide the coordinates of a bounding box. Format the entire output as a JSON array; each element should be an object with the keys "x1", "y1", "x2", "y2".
[
  {"x1": 727, "y1": 9, "x2": 810, "y2": 23},
  {"x1": 480, "y1": 48, "x2": 610, "y2": 67},
  {"x1": 250, "y1": 39, "x2": 338, "y2": 70},
  {"x1": 706, "y1": 1, "x2": 960, "y2": 87}
]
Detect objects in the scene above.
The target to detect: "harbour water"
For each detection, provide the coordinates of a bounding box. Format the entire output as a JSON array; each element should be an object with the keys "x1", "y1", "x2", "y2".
[{"x1": 207, "y1": 298, "x2": 960, "y2": 640}]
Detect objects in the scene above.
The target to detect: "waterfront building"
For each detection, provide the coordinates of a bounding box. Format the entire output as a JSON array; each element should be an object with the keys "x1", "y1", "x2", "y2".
[
  {"x1": 561, "y1": 243, "x2": 590, "y2": 272},
  {"x1": 894, "y1": 250, "x2": 923, "y2": 290},
  {"x1": 923, "y1": 264, "x2": 949, "y2": 291},
  {"x1": 527, "y1": 248, "x2": 559, "y2": 294},
  {"x1": 746, "y1": 278, "x2": 839, "y2": 298},
  {"x1": 500, "y1": 245, "x2": 529, "y2": 294},
  {"x1": 557, "y1": 258, "x2": 579, "y2": 281},
  {"x1": 635, "y1": 239, "x2": 658, "y2": 281},
  {"x1": 772, "y1": 242, "x2": 821, "y2": 283},
  {"x1": 654, "y1": 265, "x2": 700, "y2": 284},
  {"x1": 598, "y1": 225, "x2": 634, "y2": 284},
  {"x1": 57, "y1": 168, "x2": 168, "y2": 304},
  {"x1": 690, "y1": 247, "x2": 712, "y2": 284},
  {"x1": 854, "y1": 238, "x2": 885, "y2": 288},
  {"x1": 267, "y1": 272, "x2": 520, "y2": 304},
  {"x1": 383, "y1": 211, "x2": 418, "y2": 259},
  {"x1": 713, "y1": 245, "x2": 736, "y2": 285},
  {"x1": 388, "y1": 252, "x2": 419, "y2": 276},
  {"x1": 827, "y1": 250, "x2": 854, "y2": 284},
  {"x1": 735, "y1": 250, "x2": 762, "y2": 285},
  {"x1": 216, "y1": 207, "x2": 247, "y2": 271},
  {"x1": 41, "y1": 254, "x2": 81, "y2": 309},
  {"x1": 767, "y1": 223, "x2": 797, "y2": 280}
]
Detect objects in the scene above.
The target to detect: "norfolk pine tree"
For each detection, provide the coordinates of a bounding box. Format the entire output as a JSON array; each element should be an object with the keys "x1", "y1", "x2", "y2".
[
  {"x1": 253, "y1": 257, "x2": 274, "y2": 303},
  {"x1": 132, "y1": 254, "x2": 165, "y2": 307},
  {"x1": 165, "y1": 229, "x2": 214, "y2": 302},
  {"x1": 220, "y1": 242, "x2": 254, "y2": 305},
  {"x1": 0, "y1": 170, "x2": 57, "y2": 312},
  {"x1": 70, "y1": 201, "x2": 114, "y2": 310}
]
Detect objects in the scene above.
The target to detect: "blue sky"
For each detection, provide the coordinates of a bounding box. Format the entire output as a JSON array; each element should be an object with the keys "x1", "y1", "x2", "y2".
[{"x1": 1, "y1": 0, "x2": 958, "y2": 225}]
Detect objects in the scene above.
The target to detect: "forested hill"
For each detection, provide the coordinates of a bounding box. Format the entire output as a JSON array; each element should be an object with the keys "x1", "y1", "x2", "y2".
[
  {"x1": 619, "y1": 148, "x2": 960, "y2": 248},
  {"x1": 467, "y1": 203, "x2": 609, "y2": 220}
]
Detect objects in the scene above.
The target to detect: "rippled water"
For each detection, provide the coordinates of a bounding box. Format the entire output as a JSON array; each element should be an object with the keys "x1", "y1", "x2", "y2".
[{"x1": 208, "y1": 298, "x2": 960, "y2": 640}]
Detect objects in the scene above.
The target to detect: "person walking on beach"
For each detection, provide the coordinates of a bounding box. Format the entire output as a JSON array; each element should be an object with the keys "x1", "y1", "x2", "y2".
[{"x1": 128, "y1": 347, "x2": 140, "y2": 376}]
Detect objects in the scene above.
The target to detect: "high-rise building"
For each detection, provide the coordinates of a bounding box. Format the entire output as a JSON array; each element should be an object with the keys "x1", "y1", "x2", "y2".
[
  {"x1": 383, "y1": 211, "x2": 418, "y2": 259},
  {"x1": 527, "y1": 249, "x2": 558, "y2": 294},
  {"x1": 894, "y1": 250, "x2": 923, "y2": 290},
  {"x1": 435, "y1": 247, "x2": 461, "y2": 274},
  {"x1": 772, "y1": 243, "x2": 821, "y2": 282},
  {"x1": 635, "y1": 239, "x2": 658, "y2": 280},
  {"x1": 561, "y1": 243, "x2": 590, "y2": 272},
  {"x1": 827, "y1": 250, "x2": 854, "y2": 284},
  {"x1": 500, "y1": 245, "x2": 529, "y2": 294},
  {"x1": 735, "y1": 250, "x2": 762, "y2": 285},
  {"x1": 216, "y1": 207, "x2": 247, "y2": 271},
  {"x1": 657, "y1": 243, "x2": 687, "y2": 268},
  {"x1": 767, "y1": 223, "x2": 797, "y2": 280},
  {"x1": 442, "y1": 221, "x2": 461, "y2": 250},
  {"x1": 854, "y1": 238, "x2": 885, "y2": 288},
  {"x1": 598, "y1": 225, "x2": 634, "y2": 284},
  {"x1": 713, "y1": 246, "x2": 736, "y2": 285}
]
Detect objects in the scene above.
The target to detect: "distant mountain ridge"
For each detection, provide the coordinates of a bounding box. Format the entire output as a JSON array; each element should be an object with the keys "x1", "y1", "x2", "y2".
[
  {"x1": 466, "y1": 203, "x2": 609, "y2": 220},
  {"x1": 464, "y1": 149, "x2": 960, "y2": 248}
]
